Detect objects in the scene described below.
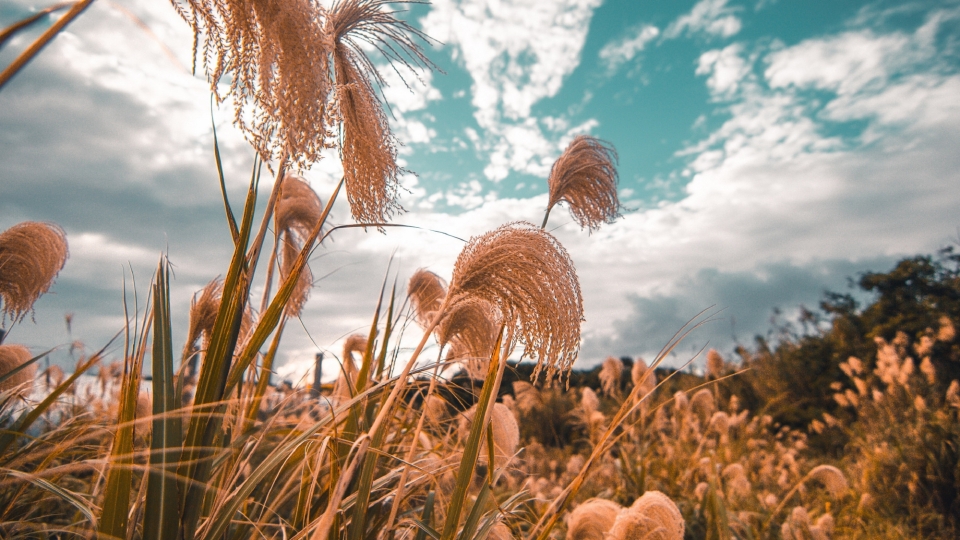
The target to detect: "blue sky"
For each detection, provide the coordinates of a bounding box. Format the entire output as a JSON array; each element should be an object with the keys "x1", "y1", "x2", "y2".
[{"x1": 2, "y1": 0, "x2": 959, "y2": 381}]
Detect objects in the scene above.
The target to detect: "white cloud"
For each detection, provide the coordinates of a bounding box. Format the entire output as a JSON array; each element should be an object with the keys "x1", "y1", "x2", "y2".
[
  {"x1": 664, "y1": 0, "x2": 742, "y2": 39},
  {"x1": 598, "y1": 24, "x2": 660, "y2": 75},
  {"x1": 696, "y1": 44, "x2": 751, "y2": 96},
  {"x1": 421, "y1": 0, "x2": 603, "y2": 182}
]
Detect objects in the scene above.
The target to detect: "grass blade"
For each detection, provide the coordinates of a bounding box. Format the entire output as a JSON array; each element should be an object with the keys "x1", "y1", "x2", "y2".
[
  {"x1": 144, "y1": 256, "x2": 182, "y2": 540},
  {"x1": 440, "y1": 328, "x2": 506, "y2": 540}
]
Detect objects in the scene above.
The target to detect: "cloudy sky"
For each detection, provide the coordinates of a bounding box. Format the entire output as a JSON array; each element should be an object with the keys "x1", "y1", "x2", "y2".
[{"x1": 2, "y1": 0, "x2": 959, "y2": 382}]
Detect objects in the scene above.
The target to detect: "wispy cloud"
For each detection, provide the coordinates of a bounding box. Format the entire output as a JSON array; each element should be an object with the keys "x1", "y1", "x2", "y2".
[
  {"x1": 664, "y1": 0, "x2": 742, "y2": 40},
  {"x1": 598, "y1": 24, "x2": 660, "y2": 75},
  {"x1": 421, "y1": 0, "x2": 603, "y2": 182}
]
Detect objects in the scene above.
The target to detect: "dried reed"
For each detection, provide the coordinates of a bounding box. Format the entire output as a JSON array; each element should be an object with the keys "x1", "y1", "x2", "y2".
[
  {"x1": 566, "y1": 498, "x2": 621, "y2": 540},
  {"x1": 0, "y1": 344, "x2": 34, "y2": 395},
  {"x1": 437, "y1": 298, "x2": 499, "y2": 379},
  {"x1": 599, "y1": 357, "x2": 622, "y2": 397},
  {"x1": 544, "y1": 135, "x2": 620, "y2": 231},
  {"x1": 0, "y1": 222, "x2": 68, "y2": 321},
  {"x1": 458, "y1": 402, "x2": 519, "y2": 470},
  {"x1": 407, "y1": 269, "x2": 446, "y2": 329},
  {"x1": 275, "y1": 174, "x2": 323, "y2": 316},
  {"x1": 171, "y1": 0, "x2": 332, "y2": 164},
  {"x1": 446, "y1": 222, "x2": 583, "y2": 382},
  {"x1": 326, "y1": 0, "x2": 432, "y2": 224},
  {"x1": 333, "y1": 333, "x2": 366, "y2": 401}
]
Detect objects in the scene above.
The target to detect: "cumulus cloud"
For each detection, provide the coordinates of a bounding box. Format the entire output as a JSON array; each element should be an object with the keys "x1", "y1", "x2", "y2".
[
  {"x1": 598, "y1": 24, "x2": 660, "y2": 75},
  {"x1": 664, "y1": 0, "x2": 742, "y2": 39},
  {"x1": 578, "y1": 7, "x2": 960, "y2": 366},
  {"x1": 421, "y1": 0, "x2": 603, "y2": 182}
]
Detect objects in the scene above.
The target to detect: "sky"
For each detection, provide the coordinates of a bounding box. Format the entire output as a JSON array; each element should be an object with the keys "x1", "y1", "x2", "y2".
[{"x1": 2, "y1": 0, "x2": 959, "y2": 383}]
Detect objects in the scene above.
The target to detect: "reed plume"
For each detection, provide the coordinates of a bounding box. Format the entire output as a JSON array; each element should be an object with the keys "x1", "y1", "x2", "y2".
[
  {"x1": 171, "y1": 0, "x2": 333, "y2": 164},
  {"x1": 543, "y1": 135, "x2": 620, "y2": 231},
  {"x1": 807, "y1": 464, "x2": 848, "y2": 498},
  {"x1": 706, "y1": 349, "x2": 724, "y2": 379},
  {"x1": 0, "y1": 344, "x2": 35, "y2": 395},
  {"x1": 566, "y1": 498, "x2": 621, "y2": 540},
  {"x1": 275, "y1": 174, "x2": 323, "y2": 316},
  {"x1": 599, "y1": 357, "x2": 623, "y2": 397},
  {"x1": 407, "y1": 269, "x2": 446, "y2": 329},
  {"x1": 610, "y1": 491, "x2": 684, "y2": 540},
  {"x1": 333, "y1": 333, "x2": 366, "y2": 401},
  {"x1": 438, "y1": 298, "x2": 499, "y2": 379},
  {"x1": 631, "y1": 357, "x2": 656, "y2": 397},
  {"x1": 326, "y1": 0, "x2": 432, "y2": 224},
  {"x1": 445, "y1": 222, "x2": 583, "y2": 382},
  {"x1": 0, "y1": 222, "x2": 68, "y2": 321},
  {"x1": 182, "y1": 279, "x2": 254, "y2": 368},
  {"x1": 458, "y1": 402, "x2": 519, "y2": 470}
]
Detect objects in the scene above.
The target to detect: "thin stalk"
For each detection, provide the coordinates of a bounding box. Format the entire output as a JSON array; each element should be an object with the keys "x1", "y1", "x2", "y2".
[
  {"x1": 540, "y1": 206, "x2": 553, "y2": 229},
  {"x1": 0, "y1": 0, "x2": 95, "y2": 92},
  {"x1": 0, "y1": 2, "x2": 73, "y2": 48}
]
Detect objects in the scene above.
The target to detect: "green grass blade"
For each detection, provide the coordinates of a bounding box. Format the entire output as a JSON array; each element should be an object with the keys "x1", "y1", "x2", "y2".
[
  {"x1": 440, "y1": 328, "x2": 506, "y2": 540},
  {"x1": 179, "y1": 162, "x2": 259, "y2": 539},
  {"x1": 412, "y1": 491, "x2": 436, "y2": 540},
  {"x1": 211, "y1": 105, "x2": 239, "y2": 244},
  {"x1": 223, "y1": 179, "x2": 343, "y2": 396},
  {"x1": 457, "y1": 482, "x2": 492, "y2": 540},
  {"x1": 99, "y1": 298, "x2": 151, "y2": 539},
  {"x1": 144, "y1": 257, "x2": 182, "y2": 540}
]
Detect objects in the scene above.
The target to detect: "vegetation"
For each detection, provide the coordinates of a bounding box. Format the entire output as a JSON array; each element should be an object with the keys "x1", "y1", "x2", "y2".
[{"x1": 1, "y1": 1, "x2": 959, "y2": 539}]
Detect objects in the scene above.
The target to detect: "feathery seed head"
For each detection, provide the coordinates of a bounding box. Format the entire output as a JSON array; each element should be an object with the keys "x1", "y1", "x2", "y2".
[
  {"x1": 327, "y1": 0, "x2": 433, "y2": 225},
  {"x1": 706, "y1": 349, "x2": 724, "y2": 378},
  {"x1": 546, "y1": 135, "x2": 620, "y2": 231},
  {"x1": 0, "y1": 222, "x2": 68, "y2": 322},
  {"x1": 946, "y1": 380, "x2": 960, "y2": 408},
  {"x1": 566, "y1": 498, "x2": 621, "y2": 540},
  {"x1": 631, "y1": 357, "x2": 656, "y2": 397},
  {"x1": 446, "y1": 222, "x2": 583, "y2": 383},
  {"x1": 173, "y1": 0, "x2": 334, "y2": 164},
  {"x1": 439, "y1": 298, "x2": 500, "y2": 379},
  {"x1": 512, "y1": 381, "x2": 543, "y2": 413},
  {"x1": 621, "y1": 491, "x2": 684, "y2": 540},
  {"x1": 599, "y1": 356, "x2": 623, "y2": 396},
  {"x1": 690, "y1": 388, "x2": 716, "y2": 422},
  {"x1": 581, "y1": 386, "x2": 600, "y2": 413},
  {"x1": 407, "y1": 269, "x2": 447, "y2": 329},
  {"x1": 458, "y1": 402, "x2": 519, "y2": 469},
  {"x1": 808, "y1": 465, "x2": 848, "y2": 498},
  {"x1": 275, "y1": 174, "x2": 323, "y2": 316},
  {"x1": 0, "y1": 344, "x2": 35, "y2": 395},
  {"x1": 184, "y1": 279, "x2": 255, "y2": 358}
]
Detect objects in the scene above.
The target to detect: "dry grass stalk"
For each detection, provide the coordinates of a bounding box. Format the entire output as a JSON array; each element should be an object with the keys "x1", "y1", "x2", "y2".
[
  {"x1": 0, "y1": 344, "x2": 35, "y2": 395},
  {"x1": 0, "y1": 222, "x2": 68, "y2": 321},
  {"x1": 599, "y1": 357, "x2": 622, "y2": 397},
  {"x1": 545, "y1": 135, "x2": 620, "y2": 231},
  {"x1": 326, "y1": 0, "x2": 432, "y2": 224},
  {"x1": 171, "y1": 0, "x2": 333, "y2": 164},
  {"x1": 565, "y1": 498, "x2": 621, "y2": 540},
  {"x1": 407, "y1": 269, "x2": 446, "y2": 329},
  {"x1": 275, "y1": 174, "x2": 323, "y2": 316},
  {"x1": 446, "y1": 222, "x2": 583, "y2": 382}
]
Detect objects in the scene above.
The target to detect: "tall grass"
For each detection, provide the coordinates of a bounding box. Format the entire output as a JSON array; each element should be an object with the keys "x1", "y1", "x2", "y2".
[{"x1": 3, "y1": 1, "x2": 958, "y2": 539}]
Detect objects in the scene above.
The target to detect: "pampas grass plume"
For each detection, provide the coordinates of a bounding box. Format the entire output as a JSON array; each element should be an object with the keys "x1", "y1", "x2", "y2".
[
  {"x1": 807, "y1": 465, "x2": 848, "y2": 498},
  {"x1": 446, "y1": 222, "x2": 583, "y2": 382},
  {"x1": 275, "y1": 174, "x2": 323, "y2": 316},
  {"x1": 408, "y1": 269, "x2": 446, "y2": 329},
  {"x1": 626, "y1": 490, "x2": 685, "y2": 540},
  {"x1": 599, "y1": 356, "x2": 622, "y2": 396},
  {"x1": 545, "y1": 135, "x2": 620, "y2": 231},
  {"x1": 706, "y1": 349, "x2": 724, "y2": 379},
  {"x1": 566, "y1": 498, "x2": 621, "y2": 540},
  {"x1": 0, "y1": 222, "x2": 68, "y2": 321},
  {"x1": 0, "y1": 344, "x2": 35, "y2": 395},
  {"x1": 459, "y1": 402, "x2": 519, "y2": 470}
]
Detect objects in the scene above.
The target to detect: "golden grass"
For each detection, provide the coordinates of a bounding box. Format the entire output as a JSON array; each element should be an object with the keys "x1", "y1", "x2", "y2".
[{"x1": 544, "y1": 135, "x2": 620, "y2": 231}]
